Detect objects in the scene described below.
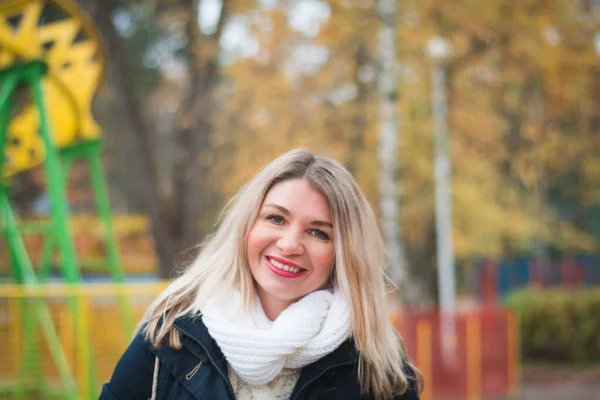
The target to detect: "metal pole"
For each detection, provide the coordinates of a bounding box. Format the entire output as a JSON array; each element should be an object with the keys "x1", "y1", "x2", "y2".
[
  {"x1": 86, "y1": 141, "x2": 134, "y2": 336},
  {"x1": 0, "y1": 72, "x2": 36, "y2": 284},
  {"x1": 28, "y1": 62, "x2": 81, "y2": 284},
  {"x1": 432, "y1": 64, "x2": 456, "y2": 315},
  {"x1": 27, "y1": 62, "x2": 88, "y2": 399},
  {"x1": 0, "y1": 74, "x2": 18, "y2": 147},
  {"x1": 87, "y1": 141, "x2": 124, "y2": 283}
]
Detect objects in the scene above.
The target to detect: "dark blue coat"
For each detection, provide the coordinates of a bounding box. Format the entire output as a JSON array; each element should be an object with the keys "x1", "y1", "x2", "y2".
[{"x1": 100, "y1": 316, "x2": 420, "y2": 399}]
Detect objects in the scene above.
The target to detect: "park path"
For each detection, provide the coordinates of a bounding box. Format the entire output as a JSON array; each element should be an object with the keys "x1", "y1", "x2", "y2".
[{"x1": 513, "y1": 365, "x2": 600, "y2": 400}]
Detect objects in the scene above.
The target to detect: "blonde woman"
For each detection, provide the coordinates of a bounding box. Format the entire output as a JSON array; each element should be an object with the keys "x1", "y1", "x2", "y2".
[{"x1": 101, "y1": 149, "x2": 421, "y2": 400}]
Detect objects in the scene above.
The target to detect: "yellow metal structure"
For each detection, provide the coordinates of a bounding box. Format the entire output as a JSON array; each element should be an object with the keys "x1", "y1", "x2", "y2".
[
  {"x1": 0, "y1": 0, "x2": 106, "y2": 175},
  {"x1": 0, "y1": 283, "x2": 167, "y2": 399}
]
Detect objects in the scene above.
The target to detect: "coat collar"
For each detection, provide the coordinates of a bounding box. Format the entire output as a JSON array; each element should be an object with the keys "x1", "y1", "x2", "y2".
[
  {"x1": 172, "y1": 314, "x2": 359, "y2": 397},
  {"x1": 172, "y1": 315, "x2": 229, "y2": 375},
  {"x1": 172, "y1": 315, "x2": 235, "y2": 399}
]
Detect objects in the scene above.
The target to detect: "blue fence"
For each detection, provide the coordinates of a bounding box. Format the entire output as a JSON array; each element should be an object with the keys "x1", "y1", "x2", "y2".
[{"x1": 471, "y1": 255, "x2": 600, "y2": 301}]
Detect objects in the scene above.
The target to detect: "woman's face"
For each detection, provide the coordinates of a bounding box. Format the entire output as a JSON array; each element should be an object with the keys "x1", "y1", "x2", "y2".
[{"x1": 247, "y1": 178, "x2": 335, "y2": 318}]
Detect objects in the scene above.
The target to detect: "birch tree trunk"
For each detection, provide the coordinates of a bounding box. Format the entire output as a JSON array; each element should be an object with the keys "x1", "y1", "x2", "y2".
[{"x1": 377, "y1": 0, "x2": 410, "y2": 294}]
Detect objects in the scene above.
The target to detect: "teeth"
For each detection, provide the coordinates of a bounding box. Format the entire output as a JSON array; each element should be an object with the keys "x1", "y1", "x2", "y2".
[{"x1": 269, "y1": 258, "x2": 301, "y2": 274}]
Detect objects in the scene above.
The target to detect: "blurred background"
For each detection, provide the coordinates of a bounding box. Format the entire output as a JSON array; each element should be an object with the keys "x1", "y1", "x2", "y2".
[{"x1": 1, "y1": 0, "x2": 600, "y2": 399}]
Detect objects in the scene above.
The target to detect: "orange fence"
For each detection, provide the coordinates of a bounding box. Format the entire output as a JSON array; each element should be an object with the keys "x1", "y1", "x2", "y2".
[{"x1": 394, "y1": 308, "x2": 520, "y2": 400}]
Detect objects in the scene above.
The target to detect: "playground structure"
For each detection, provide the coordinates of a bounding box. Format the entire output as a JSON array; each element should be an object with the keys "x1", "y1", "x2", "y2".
[{"x1": 0, "y1": 0, "x2": 131, "y2": 398}]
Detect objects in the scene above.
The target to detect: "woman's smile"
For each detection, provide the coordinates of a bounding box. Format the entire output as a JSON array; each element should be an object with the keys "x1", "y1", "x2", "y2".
[{"x1": 265, "y1": 256, "x2": 307, "y2": 277}]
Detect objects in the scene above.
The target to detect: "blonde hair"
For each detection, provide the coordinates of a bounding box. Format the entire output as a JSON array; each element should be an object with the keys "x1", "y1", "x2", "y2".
[{"x1": 139, "y1": 148, "x2": 420, "y2": 399}]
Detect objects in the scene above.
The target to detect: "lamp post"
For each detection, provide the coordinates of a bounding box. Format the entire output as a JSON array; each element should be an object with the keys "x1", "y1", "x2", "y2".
[{"x1": 427, "y1": 36, "x2": 456, "y2": 361}]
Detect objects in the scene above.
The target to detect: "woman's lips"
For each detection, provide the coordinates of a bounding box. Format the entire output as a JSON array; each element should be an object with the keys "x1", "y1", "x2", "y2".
[{"x1": 265, "y1": 256, "x2": 306, "y2": 279}]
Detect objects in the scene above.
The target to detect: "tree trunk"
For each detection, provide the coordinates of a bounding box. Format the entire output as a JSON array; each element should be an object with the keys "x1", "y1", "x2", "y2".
[
  {"x1": 171, "y1": 0, "x2": 228, "y2": 252},
  {"x1": 94, "y1": 0, "x2": 176, "y2": 277},
  {"x1": 376, "y1": 0, "x2": 412, "y2": 299},
  {"x1": 347, "y1": 41, "x2": 370, "y2": 176}
]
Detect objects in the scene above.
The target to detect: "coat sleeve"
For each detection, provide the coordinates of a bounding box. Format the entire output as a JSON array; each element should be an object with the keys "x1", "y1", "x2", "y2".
[{"x1": 100, "y1": 333, "x2": 155, "y2": 400}]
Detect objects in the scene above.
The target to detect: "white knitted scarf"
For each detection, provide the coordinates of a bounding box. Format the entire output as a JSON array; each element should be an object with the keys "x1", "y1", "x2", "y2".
[{"x1": 201, "y1": 289, "x2": 351, "y2": 385}]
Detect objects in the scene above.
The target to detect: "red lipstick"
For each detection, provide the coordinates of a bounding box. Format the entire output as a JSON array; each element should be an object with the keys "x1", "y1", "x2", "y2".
[{"x1": 265, "y1": 256, "x2": 306, "y2": 279}]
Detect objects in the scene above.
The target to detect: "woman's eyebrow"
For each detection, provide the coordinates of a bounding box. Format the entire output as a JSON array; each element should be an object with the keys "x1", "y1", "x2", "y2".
[
  {"x1": 264, "y1": 204, "x2": 333, "y2": 228},
  {"x1": 311, "y1": 220, "x2": 333, "y2": 229},
  {"x1": 264, "y1": 203, "x2": 289, "y2": 214}
]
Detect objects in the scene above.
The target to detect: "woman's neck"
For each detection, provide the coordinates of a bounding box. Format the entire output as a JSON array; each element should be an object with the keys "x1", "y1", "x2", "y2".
[{"x1": 256, "y1": 288, "x2": 295, "y2": 321}]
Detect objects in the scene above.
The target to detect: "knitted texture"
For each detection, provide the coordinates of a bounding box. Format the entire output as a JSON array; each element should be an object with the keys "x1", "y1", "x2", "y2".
[
  {"x1": 202, "y1": 289, "x2": 351, "y2": 385},
  {"x1": 229, "y1": 365, "x2": 300, "y2": 400}
]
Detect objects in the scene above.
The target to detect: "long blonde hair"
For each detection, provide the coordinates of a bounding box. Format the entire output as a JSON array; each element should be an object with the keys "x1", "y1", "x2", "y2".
[{"x1": 139, "y1": 148, "x2": 419, "y2": 399}]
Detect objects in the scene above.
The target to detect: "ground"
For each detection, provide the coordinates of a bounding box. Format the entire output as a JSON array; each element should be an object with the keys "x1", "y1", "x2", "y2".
[{"x1": 514, "y1": 364, "x2": 600, "y2": 400}]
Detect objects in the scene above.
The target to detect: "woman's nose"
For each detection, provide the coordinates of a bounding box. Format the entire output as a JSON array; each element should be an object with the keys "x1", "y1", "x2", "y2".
[{"x1": 276, "y1": 229, "x2": 304, "y2": 255}]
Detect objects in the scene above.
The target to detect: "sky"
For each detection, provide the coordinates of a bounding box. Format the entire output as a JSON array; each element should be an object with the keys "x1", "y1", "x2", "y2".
[{"x1": 113, "y1": 0, "x2": 333, "y2": 78}]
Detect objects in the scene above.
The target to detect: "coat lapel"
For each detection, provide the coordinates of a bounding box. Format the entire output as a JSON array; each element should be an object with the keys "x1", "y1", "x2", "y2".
[
  {"x1": 173, "y1": 316, "x2": 230, "y2": 376},
  {"x1": 149, "y1": 316, "x2": 235, "y2": 400},
  {"x1": 290, "y1": 339, "x2": 359, "y2": 400}
]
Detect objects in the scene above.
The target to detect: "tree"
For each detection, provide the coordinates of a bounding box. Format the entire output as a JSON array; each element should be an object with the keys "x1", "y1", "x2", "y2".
[
  {"x1": 376, "y1": 0, "x2": 413, "y2": 298},
  {"x1": 93, "y1": 0, "x2": 230, "y2": 277},
  {"x1": 86, "y1": 0, "x2": 600, "y2": 288}
]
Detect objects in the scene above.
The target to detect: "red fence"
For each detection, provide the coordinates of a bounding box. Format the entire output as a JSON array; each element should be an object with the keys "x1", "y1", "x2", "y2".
[{"x1": 393, "y1": 308, "x2": 520, "y2": 400}]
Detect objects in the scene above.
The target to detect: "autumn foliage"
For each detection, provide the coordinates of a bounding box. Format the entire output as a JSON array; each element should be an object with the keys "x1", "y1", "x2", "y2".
[{"x1": 78, "y1": 0, "x2": 600, "y2": 287}]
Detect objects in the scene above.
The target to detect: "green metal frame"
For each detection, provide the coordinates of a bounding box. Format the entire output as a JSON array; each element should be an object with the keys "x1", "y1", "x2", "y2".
[{"x1": 0, "y1": 61, "x2": 131, "y2": 400}]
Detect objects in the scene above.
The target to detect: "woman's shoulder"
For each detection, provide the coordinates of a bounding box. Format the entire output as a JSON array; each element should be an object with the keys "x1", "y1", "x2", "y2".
[
  {"x1": 300, "y1": 340, "x2": 419, "y2": 399},
  {"x1": 100, "y1": 333, "x2": 157, "y2": 399},
  {"x1": 331, "y1": 361, "x2": 420, "y2": 400}
]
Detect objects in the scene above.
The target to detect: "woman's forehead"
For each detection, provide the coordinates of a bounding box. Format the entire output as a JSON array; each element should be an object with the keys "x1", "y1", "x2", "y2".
[{"x1": 262, "y1": 179, "x2": 332, "y2": 222}]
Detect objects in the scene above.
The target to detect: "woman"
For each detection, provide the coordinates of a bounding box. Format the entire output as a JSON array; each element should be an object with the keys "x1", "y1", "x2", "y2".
[{"x1": 101, "y1": 149, "x2": 421, "y2": 400}]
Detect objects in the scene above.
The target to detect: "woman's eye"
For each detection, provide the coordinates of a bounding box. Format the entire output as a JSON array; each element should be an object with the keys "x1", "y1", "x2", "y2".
[
  {"x1": 267, "y1": 215, "x2": 284, "y2": 224},
  {"x1": 310, "y1": 229, "x2": 330, "y2": 240}
]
